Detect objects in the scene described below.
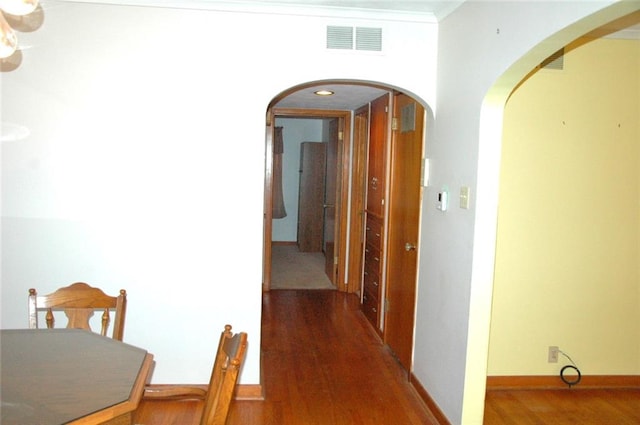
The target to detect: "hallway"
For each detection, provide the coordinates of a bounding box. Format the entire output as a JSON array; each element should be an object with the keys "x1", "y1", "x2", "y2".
[
  {"x1": 134, "y1": 290, "x2": 438, "y2": 424},
  {"x1": 228, "y1": 290, "x2": 439, "y2": 424},
  {"x1": 270, "y1": 244, "x2": 334, "y2": 290}
]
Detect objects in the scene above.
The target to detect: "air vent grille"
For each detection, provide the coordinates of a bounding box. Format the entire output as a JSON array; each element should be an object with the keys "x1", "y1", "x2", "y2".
[
  {"x1": 356, "y1": 27, "x2": 382, "y2": 51},
  {"x1": 327, "y1": 25, "x2": 382, "y2": 52},
  {"x1": 327, "y1": 26, "x2": 353, "y2": 50},
  {"x1": 400, "y1": 102, "x2": 416, "y2": 133}
]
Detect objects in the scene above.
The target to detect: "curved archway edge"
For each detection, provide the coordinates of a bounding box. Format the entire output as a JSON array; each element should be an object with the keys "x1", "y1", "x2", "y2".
[
  {"x1": 464, "y1": 3, "x2": 640, "y2": 423},
  {"x1": 262, "y1": 80, "x2": 433, "y2": 293}
]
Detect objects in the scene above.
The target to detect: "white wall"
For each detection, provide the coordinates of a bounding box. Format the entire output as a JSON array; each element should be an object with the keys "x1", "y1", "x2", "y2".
[
  {"x1": 417, "y1": 1, "x2": 634, "y2": 424},
  {"x1": 272, "y1": 118, "x2": 324, "y2": 242},
  {"x1": 1, "y1": 0, "x2": 634, "y2": 423},
  {"x1": 1, "y1": 0, "x2": 437, "y2": 389}
]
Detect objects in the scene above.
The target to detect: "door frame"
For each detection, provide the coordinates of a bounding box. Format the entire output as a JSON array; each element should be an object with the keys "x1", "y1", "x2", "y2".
[
  {"x1": 348, "y1": 104, "x2": 370, "y2": 296},
  {"x1": 263, "y1": 107, "x2": 352, "y2": 292}
]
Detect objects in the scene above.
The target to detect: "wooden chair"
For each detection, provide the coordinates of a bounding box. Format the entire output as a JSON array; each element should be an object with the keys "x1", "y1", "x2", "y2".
[
  {"x1": 28, "y1": 282, "x2": 127, "y2": 341},
  {"x1": 143, "y1": 325, "x2": 248, "y2": 425}
]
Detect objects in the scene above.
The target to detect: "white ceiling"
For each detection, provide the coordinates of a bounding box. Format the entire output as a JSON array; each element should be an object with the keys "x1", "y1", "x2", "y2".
[
  {"x1": 53, "y1": 0, "x2": 464, "y2": 19},
  {"x1": 273, "y1": 84, "x2": 392, "y2": 111},
  {"x1": 231, "y1": 0, "x2": 465, "y2": 19}
]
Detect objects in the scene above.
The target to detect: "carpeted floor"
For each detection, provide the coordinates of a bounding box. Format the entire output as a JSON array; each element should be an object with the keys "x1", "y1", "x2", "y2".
[{"x1": 271, "y1": 244, "x2": 335, "y2": 290}]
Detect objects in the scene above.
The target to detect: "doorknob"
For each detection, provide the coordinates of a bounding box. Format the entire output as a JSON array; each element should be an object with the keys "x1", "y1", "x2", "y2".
[{"x1": 405, "y1": 242, "x2": 416, "y2": 251}]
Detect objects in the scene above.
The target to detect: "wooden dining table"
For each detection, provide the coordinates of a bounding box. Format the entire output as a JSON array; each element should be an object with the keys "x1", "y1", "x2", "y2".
[{"x1": 1, "y1": 328, "x2": 154, "y2": 425}]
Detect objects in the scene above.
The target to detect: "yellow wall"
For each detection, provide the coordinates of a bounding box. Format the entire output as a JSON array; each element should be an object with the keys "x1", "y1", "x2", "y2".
[{"x1": 489, "y1": 37, "x2": 640, "y2": 375}]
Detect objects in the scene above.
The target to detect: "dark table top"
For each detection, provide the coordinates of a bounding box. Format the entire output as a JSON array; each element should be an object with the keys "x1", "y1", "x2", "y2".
[{"x1": 1, "y1": 328, "x2": 151, "y2": 425}]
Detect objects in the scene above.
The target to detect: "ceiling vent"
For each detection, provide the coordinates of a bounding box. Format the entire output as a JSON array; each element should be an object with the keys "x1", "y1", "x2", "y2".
[
  {"x1": 327, "y1": 26, "x2": 382, "y2": 52},
  {"x1": 541, "y1": 48, "x2": 564, "y2": 70}
]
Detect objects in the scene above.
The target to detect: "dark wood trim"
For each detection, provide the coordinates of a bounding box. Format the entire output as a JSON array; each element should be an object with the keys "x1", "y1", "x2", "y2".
[
  {"x1": 410, "y1": 372, "x2": 451, "y2": 425},
  {"x1": 486, "y1": 375, "x2": 640, "y2": 390},
  {"x1": 347, "y1": 104, "x2": 369, "y2": 295},
  {"x1": 263, "y1": 119, "x2": 274, "y2": 292},
  {"x1": 271, "y1": 108, "x2": 351, "y2": 117},
  {"x1": 337, "y1": 114, "x2": 352, "y2": 291}
]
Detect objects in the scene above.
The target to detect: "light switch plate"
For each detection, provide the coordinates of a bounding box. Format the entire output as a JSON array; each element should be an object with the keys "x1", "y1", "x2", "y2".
[
  {"x1": 421, "y1": 158, "x2": 430, "y2": 187},
  {"x1": 460, "y1": 186, "x2": 470, "y2": 209}
]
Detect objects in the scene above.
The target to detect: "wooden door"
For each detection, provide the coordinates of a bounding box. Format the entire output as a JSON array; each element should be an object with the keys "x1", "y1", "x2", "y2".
[
  {"x1": 366, "y1": 95, "x2": 389, "y2": 218},
  {"x1": 298, "y1": 142, "x2": 326, "y2": 252},
  {"x1": 384, "y1": 93, "x2": 424, "y2": 373},
  {"x1": 348, "y1": 106, "x2": 369, "y2": 293},
  {"x1": 361, "y1": 94, "x2": 389, "y2": 329},
  {"x1": 324, "y1": 118, "x2": 340, "y2": 284}
]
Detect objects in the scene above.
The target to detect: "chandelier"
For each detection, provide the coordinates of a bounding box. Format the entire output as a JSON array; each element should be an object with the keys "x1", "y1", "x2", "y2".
[{"x1": 0, "y1": 0, "x2": 39, "y2": 58}]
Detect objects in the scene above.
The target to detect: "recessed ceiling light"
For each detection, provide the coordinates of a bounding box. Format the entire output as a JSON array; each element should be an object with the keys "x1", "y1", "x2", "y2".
[{"x1": 314, "y1": 89, "x2": 334, "y2": 96}]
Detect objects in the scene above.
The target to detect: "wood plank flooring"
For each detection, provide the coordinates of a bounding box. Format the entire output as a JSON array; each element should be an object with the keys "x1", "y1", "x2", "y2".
[
  {"x1": 134, "y1": 289, "x2": 640, "y2": 424},
  {"x1": 484, "y1": 388, "x2": 640, "y2": 425},
  {"x1": 134, "y1": 290, "x2": 438, "y2": 425}
]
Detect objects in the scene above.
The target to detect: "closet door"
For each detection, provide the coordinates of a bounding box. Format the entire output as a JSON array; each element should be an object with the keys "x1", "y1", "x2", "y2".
[
  {"x1": 347, "y1": 106, "x2": 369, "y2": 293},
  {"x1": 366, "y1": 95, "x2": 389, "y2": 218},
  {"x1": 384, "y1": 93, "x2": 424, "y2": 373},
  {"x1": 297, "y1": 142, "x2": 326, "y2": 252},
  {"x1": 362, "y1": 93, "x2": 389, "y2": 330}
]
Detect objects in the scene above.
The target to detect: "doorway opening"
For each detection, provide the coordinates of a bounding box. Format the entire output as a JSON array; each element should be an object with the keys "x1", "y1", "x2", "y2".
[
  {"x1": 263, "y1": 80, "x2": 430, "y2": 377},
  {"x1": 270, "y1": 114, "x2": 344, "y2": 291}
]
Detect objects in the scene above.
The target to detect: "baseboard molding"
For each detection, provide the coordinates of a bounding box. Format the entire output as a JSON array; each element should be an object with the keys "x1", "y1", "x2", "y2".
[
  {"x1": 410, "y1": 373, "x2": 451, "y2": 425},
  {"x1": 486, "y1": 375, "x2": 640, "y2": 390},
  {"x1": 272, "y1": 241, "x2": 297, "y2": 246},
  {"x1": 235, "y1": 384, "x2": 264, "y2": 400},
  {"x1": 144, "y1": 384, "x2": 264, "y2": 401}
]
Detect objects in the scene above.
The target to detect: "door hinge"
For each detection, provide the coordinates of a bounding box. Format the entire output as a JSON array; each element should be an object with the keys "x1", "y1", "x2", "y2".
[
  {"x1": 385, "y1": 298, "x2": 390, "y2": 312},
  {"x1": 334, "y1": 256, "x2": 339, "y2": 265},
  {"x1": 391, "y1": 117, "x2": 398, "y2": 131},
  {"x1": 338, "y1": 131, "x2": 344, "y2": 141}
]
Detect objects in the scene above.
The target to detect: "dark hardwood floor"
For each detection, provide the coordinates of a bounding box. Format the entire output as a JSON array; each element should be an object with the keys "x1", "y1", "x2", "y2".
[{"x1": 134, "y1": 290, "x2": 640, "y2": 424}]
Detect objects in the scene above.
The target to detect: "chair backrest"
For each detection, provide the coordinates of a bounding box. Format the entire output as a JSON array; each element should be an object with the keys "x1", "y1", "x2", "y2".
[
  {"x1": 28, "y1": 282, "x2": 127, "y2": 341},
  {"x1": 142, "y1": 324, "x2": 248, "y2": 425},
  {"x1": 200, "y1": 325, "x2": 248, "y2": 425}
]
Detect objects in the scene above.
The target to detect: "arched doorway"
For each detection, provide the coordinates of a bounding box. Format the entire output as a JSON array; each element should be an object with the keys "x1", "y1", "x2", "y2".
[
  {"x1": 263, "y1": 81, "x2": 430, "y2": 374},
  {"x1": 263, "y1": 81, "x2": 388, "y2": 292},
  {"x1": 486, "y1": 10, "x2": 640, "y2": 389},
  {"x1": 471, "y1": 8, "x2": 640, "y2": 423}
]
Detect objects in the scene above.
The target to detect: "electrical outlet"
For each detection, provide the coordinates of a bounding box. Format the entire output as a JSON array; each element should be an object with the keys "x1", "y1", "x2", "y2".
[{"x1": 548, "y1": 346, "x2": 559, "y2": 363}]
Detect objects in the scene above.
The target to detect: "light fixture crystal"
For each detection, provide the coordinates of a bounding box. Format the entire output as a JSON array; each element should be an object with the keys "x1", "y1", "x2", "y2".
[
  {"x1": 0, "y1": 0, "x2": 40, "y2": 60},
  {"x1": 0, "y1": 0, "x2": 39, "y2": 17},
  {"x1": 0, "y1": 12, "x2": 17, "y2": 58}
]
